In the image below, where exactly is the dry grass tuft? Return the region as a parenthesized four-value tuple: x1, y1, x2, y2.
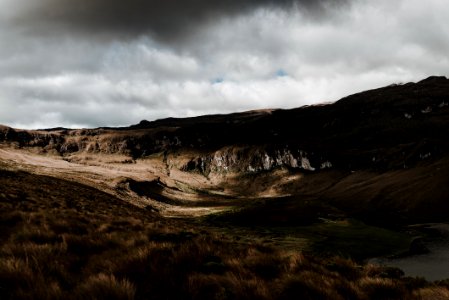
(414, 286, 449, 300)
(75, 273, 135, 300)
(359, 277, 409, 300)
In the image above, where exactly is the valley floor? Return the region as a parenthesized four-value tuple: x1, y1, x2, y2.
(1, 146, 449, 299)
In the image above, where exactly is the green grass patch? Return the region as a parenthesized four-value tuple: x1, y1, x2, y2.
(303, 219, 412, 260)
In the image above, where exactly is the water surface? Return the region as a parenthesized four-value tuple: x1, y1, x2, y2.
(372, 224, 449, 281)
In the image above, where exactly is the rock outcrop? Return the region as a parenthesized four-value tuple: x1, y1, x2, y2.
(181, 146, 332, 175)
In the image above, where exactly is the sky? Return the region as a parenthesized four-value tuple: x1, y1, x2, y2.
(0, 0, 448, 129)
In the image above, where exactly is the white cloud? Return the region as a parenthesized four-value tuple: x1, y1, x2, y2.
(0, 0, 448, 128)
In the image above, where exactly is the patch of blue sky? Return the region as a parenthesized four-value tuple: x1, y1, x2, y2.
(211, 77, 224, 84)
(276, 69, 288, 77)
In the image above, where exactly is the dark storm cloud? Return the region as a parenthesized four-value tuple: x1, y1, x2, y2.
(1, 0, 448, 129)
(15, 0, 348, 41)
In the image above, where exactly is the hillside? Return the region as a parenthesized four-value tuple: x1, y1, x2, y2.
(1, 76, 448, 223)
(1, 76, 449, 299)
(4, 166, 449, 299)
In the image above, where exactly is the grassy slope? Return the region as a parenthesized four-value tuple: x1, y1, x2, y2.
(210, 156, 449, 224)
(322, 157, 449, 224)
(1, 166, 449, 299)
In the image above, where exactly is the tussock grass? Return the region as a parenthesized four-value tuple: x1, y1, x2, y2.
(414, 286, 449, 300)
(1, 168, 448, 299)
(359, 277, 409, 299)
(75, 273, 135, 300)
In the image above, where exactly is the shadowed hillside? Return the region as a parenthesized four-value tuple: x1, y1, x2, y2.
(1, 76, 449, 298)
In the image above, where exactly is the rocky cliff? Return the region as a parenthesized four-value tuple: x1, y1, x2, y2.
(180, 146, 330, 175)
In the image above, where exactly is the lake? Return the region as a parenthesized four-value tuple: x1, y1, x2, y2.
(371, 223, 449, 281)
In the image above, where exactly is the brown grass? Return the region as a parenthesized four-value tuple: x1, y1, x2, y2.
(75, 273, 135, 300)
(414, 287, 449, 300)
(1, 168, 448, 299)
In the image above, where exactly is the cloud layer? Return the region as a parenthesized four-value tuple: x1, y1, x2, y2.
(6, 0, 347, 41)
(0, 0, 448, 129)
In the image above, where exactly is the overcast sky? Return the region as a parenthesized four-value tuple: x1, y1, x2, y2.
(1, 0, 448, 129)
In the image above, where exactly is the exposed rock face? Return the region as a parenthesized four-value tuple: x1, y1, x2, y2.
(0, 127, 181, 157)
(181, 147, 328, 175)
(0, 127, 64, 150)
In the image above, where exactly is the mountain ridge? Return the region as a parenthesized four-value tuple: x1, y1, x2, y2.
(1, 75, 448, 173)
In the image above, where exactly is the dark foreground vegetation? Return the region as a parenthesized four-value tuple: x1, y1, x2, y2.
(1, 168, 449, 300)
